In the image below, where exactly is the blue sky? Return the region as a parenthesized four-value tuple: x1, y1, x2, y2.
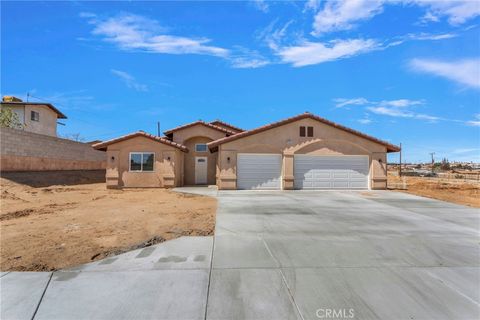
(2, 0, 479, 163)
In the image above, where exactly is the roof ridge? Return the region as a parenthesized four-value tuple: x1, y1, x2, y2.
(92, 131, 188, 152)
(208, 113, 400, 152)
(163, 120, 237, 135)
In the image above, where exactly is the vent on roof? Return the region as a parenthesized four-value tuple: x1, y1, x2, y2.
(2, 96, 23, 102)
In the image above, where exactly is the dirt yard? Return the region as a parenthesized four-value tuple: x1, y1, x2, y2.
(388, 173, 480, 208)
(0, 172, 216, 271)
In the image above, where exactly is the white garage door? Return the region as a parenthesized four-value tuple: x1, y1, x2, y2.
(294, 155, 369, 189)
(237, 154, 282, 190)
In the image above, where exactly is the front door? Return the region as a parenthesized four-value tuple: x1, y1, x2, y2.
(195, 157, 208, 184)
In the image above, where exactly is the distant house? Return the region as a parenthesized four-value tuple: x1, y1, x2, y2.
(93, 112, 400, 190)
(1, 96, 67, 137)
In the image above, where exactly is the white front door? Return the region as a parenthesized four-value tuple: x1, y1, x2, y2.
(195, 157, 208, 185)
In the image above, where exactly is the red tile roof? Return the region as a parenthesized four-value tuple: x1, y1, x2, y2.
(209, 120, 244, 133)
(92, 131, 188, 152)
(208, 112, 401, 152)
(163, 120, 237, 135)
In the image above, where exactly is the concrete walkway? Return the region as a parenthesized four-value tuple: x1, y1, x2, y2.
(1, 190, 479, 319)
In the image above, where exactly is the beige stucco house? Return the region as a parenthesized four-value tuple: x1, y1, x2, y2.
(93, 113, 400, 190)
(1, 96, 67, 137)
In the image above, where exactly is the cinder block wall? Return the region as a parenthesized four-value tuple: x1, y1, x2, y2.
(0, 127, 106, 171)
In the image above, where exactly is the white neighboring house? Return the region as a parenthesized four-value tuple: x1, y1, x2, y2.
(1, 96, 67, 137)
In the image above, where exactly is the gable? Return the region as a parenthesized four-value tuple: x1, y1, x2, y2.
(208, 113, 399, 152)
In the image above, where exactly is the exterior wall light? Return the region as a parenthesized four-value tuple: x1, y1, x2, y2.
(227, 157, 231, 163)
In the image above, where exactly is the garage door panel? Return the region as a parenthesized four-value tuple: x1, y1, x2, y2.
(294, 155, 369, 190)
(237, 154, 282, 190)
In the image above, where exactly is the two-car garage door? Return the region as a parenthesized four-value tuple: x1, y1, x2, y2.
(236, 153, 369, 190)
(294, 155, 369, 189)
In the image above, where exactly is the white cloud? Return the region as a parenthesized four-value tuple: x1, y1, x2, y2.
(379, 99, 424, 107)
(111, 69, 148, 92)
(252, 0, 269, 13)
(310, 0, 480, 37)
(334, 97, 442, 122)
(84, 13, 229, 58)
(452, 148, 480, 154)
(405, 32, 457, 41)
(312, 0, 384, 36)
(358, 118, 372, 124)
(410, 58, 480, 89)
(367, 105, 440, 121)
(466, 114, 480, 127)
(412, 0, 480, 26)
(276, 38, 378, 67)
(334, 97, 369, 108)
(229, 47, 270, 69)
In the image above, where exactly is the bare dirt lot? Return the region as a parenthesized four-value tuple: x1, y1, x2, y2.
(0, 171, 216, 271)
(388, 173, 480, 208)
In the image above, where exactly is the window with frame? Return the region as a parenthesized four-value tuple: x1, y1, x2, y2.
(31, 111, 39, 122)
(130, 152, 154, 172)
(195, 143, 208, 152)
(307, 126, 314, 137)
(299, 126, 306, 137)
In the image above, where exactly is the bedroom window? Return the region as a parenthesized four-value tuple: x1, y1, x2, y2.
(130, 152, 154, 172)
(307, 126, 314, 137)
(31, 111, 39, 121)
(299, 126, 306, 137)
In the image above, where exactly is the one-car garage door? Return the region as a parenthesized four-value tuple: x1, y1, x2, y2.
(237, 154, 282, 190)
(294, 155, 369, 189)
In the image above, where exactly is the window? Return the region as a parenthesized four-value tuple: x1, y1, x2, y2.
(299, 126, 306, 137)
(31, 111, 39, 122)
(195, 143, 207, 152)
(130, 152, 154, 172)
(307, 126, 314, 137)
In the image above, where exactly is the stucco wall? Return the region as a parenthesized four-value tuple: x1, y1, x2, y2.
(183, 136, 217, 185)
(216, 118, 388, 190)
(104, 136, 184, 188)
(2, 104, 59, 137)
(171, 124, 228, 144)
(172, 124, 227, 185)
(0, 127, 106, 171)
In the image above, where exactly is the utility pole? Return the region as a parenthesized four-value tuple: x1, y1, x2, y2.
(157, 122, 160, 136)
(399, 143, 402, 177)
(429, 152, 435, 173)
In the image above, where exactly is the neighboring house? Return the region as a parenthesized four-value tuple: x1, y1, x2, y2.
(93, 112, 400, 190)
(1, 96, 66, 137)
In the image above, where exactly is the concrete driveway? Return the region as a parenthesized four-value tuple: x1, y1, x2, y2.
(2, 190, 479, 319)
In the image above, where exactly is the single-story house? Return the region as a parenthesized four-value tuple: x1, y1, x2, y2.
(93, 112, 400, 190)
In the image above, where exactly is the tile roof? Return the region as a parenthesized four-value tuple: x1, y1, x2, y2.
(209, 120, 244, 133)
(163, 120, 238, 135)
(92, 131, 188, 152)
(208, 112, 401, 152)
(1, 101, 67, 119)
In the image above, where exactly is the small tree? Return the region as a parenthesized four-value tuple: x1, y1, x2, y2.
(440, 158, 450, 171)
(0, 107, 23, 129)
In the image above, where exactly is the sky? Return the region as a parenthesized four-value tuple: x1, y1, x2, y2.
(2, 0, 480, 163)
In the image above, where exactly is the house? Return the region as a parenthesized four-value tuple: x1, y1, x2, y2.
(1, 96, 67, 137)
(93, 112, 400, 190)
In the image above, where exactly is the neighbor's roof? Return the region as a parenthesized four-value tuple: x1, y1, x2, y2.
(209, 120, 244, 133)
(92, 131, 188, 152)
(0, 101, 67, 119)
(163, 120, 238, 136)
(208, 112, 401, 152)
